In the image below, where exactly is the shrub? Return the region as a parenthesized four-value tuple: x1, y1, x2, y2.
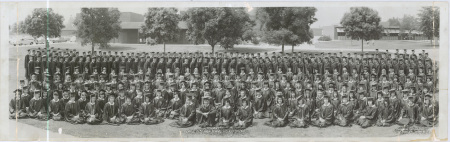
(318, 35, 332, 41)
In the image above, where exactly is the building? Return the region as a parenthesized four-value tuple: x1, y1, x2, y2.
(319, 22, 428, 41)
(61, 12, 190, 44)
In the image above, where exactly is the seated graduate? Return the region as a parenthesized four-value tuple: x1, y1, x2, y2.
(264, 93, 288, 128)
(102, 95, 120, 125)
(355, 97, 378, 128)
(385, 89, 401, 125)
(234, 97, 253, 129)
(253, 89, 267, 119)
(167, 91, 183, 119)
(140, 95, 164, 125)
(37, 89, 51, 121)
(216, 97, 235, 128)
(419, 94, 438, 127)
(376, 95, 392, 127)
(397, 96, 419, 127)
(9, 89, 27, 119)
(153, 89, 168, 118)
(78, 91, 89, 111)
(196, 96, 217, 128)
(132, 90, 144, 110)
(170, 93, 196, 128)
(117, 97, 140, 125)
(334, 95, 354, 127)
(311, 95, 334, 128)
(49, 92, 64, 121)
(289, 98, 310, 128)
(27, 90, 43, 118)
(65, 93, 85, 124)
(85, 95, 102, 125)
(97, 92, 107, 111)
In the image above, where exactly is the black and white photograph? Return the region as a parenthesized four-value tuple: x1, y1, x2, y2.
(1, 1, 448, 141)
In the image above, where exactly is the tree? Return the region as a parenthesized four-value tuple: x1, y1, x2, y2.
(387, 17, 401, 27)
(74, 8, 121, 53)
(400, 15, 418, 39)
(22, 8, 65, 48)
(183, 7, 253, 52)
(10, 21, 26, 34)
(256, 7, 317, 53)
(140, 8, 180, 52)
(418, 6, 439, 44)
(340, 7, 383, 51)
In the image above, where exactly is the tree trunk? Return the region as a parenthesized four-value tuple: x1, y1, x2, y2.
(212, 45, 215, 53)
(292, 45, 294, 53)
(163, 41, 166, 53)
(361, 40, 364, 52)
(91, 43, 94, 55)
(281, 44, 284, 53)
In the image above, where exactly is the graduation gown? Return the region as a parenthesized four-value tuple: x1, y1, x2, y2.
(289, 104, 310, 128)
(335, 102, 353, 126)
(356, 105, 378, 128)
(9, 98, 27, 119)
(311, 103, 334, 128)
(49, 99, 65, 121)
(264, 103, 288, 127)
(235, 105, 253, 129)
(85, 102, 102, 124)
(102, 102, 119, 123)
(65, 100, 85, 124)
(170, 102, 195, 128)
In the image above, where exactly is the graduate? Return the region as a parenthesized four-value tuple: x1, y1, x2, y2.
(117, 97, 140, 125)
(167, 91, 183, 119)
(385, 90, 401, 125)
(216, 97, 235, 128)
(234, 97, 253, 129)
(102, 95, 120, 125)
(85, 95, 102, 125)
(132, 90, 144, 110)
(170, 93, 196, 128)
(65, 93, 85, 124)
(398, 96, 419, 127)
(289, 98, 310, 128)
(9, 89, 27, 119)
(355, 97, 378, 128)
(28, 90, 43, 118)
(264, 94, 288, 128)
(419, 94, 438, 127)
(376, 96, 391, 127)
(140, 95, 164, 125)
(196, 96, 217, 128)
(253, 89, 267, 119)
(49, 92, 64, 121)
(334, 95, 353, 127)
(153, 89, 168, 118)
(311, 95, 334, 128)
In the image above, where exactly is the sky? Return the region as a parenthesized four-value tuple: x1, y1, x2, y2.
(7, 2, 430, 29)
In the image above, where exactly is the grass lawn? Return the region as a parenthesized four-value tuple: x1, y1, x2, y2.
(7, 40, 440, 138)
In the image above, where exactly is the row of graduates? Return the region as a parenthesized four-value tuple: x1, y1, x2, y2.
(9, 83, 438, 128)
(24, 48, 436, 87)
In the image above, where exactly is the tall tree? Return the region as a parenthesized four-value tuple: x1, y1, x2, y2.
(400, 15, 418, 39)
(140, 8, 180, 52)
(74, 8, 121, 53)
(256, 7, 317, 53)
(183, 7, 253, 53)
(340, 7, 383, 51)
(387, 17, 401, 27)
(10, 21, 26, 34)
(22, 8, 65, 48)
(418, 6, 440, 44)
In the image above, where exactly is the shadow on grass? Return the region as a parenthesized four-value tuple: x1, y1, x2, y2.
(99, 45, 137, 51)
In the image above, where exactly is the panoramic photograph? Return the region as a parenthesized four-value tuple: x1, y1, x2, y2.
(4, 1, 445, 141)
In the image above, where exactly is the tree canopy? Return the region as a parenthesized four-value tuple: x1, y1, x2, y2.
(22, 8, 65, 46)
(256, 7, 317, 53)
(400, 15, 418, 35)
(183, 7, 253, 52)
(340, 7, 383, 51)
(74, 8, 121, 52)
(418, 6, 439, 43)
(140, 7, 180, 50)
